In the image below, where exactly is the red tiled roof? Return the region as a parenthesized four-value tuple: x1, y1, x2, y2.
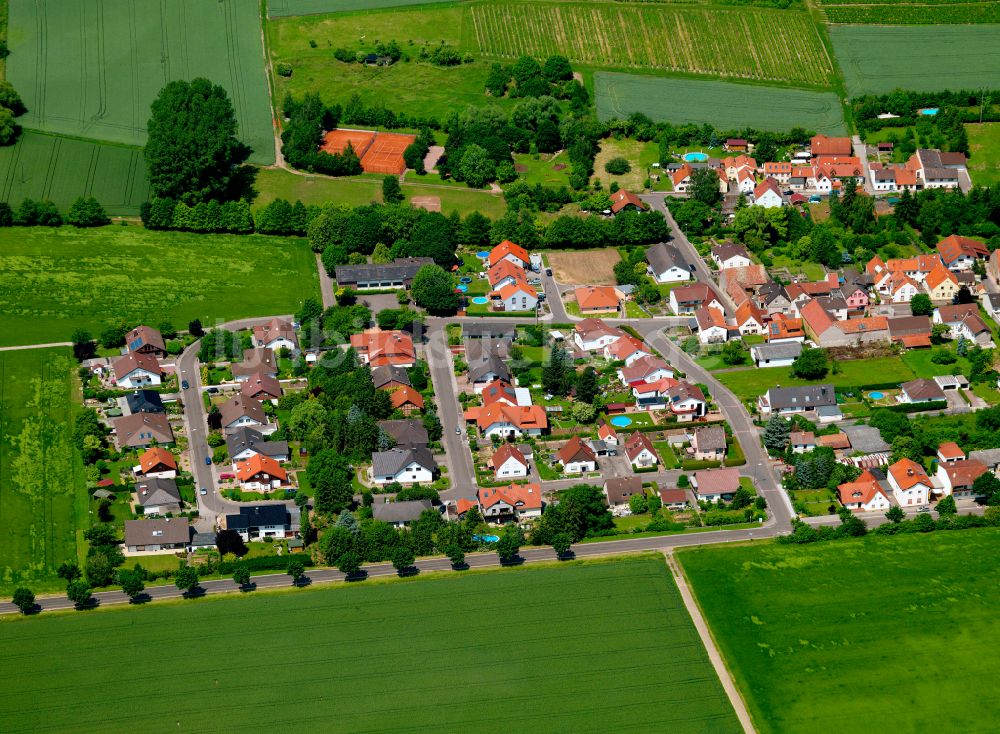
(610, 189, 646, 214)
(390, 385, 424, 410)
(492, 442, 527, 469)
(575, 286, 620, 311)
(487, 240, 530, 268)
(236, 454, 287, 483)
(139, 447, 176, 473)
(888, 458, 930, 490)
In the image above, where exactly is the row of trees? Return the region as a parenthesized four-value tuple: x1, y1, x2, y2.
(0, 196, 109, 227)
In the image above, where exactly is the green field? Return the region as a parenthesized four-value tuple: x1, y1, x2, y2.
(595, 73, 846, 133)
(8, 0, 275, 164)
(0, 557, 742, 733)
(0, 348, 85, 595)
(967, 123, 1000, 186)
(268, 0, 450, 17)
(820, 0, 1000, 25)
(0, 131, 150, 216)
(0, 226, 319, 347)
(715, 357, 916, 400)
(680, 530, 1000, 733)
(832, 25, 1000, 96)
(255, 167, 508, 217)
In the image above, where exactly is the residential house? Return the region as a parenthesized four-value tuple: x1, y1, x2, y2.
(750, 341, 802, 368)
(378, 419, 429, 449)
(724, 138, 748, 152)
(721, 264, 770, 304)
(659, 488, 690, 511)
(604, 335, 652, 365)
(224, 505, 297, 541)
(693, 467, 741, 502)
(610, 189, 646, 214)
(462, 323, 517, 341)
(373, 499, 434, 528)
(837, 470, 891, 513)
(389, 385, 424, 415)
(711, 242, 752, 270)
(125, 390, 164, 415)
(604, 476, 644, 511)
(491, 443, 529, 479)
(112, 352, 163, 388)
(350, 329, 416, 368)
(226, 426, 290, 464)
(790, 431, 817, 454)
(466, 403, 547, 438)
(575, 286, 622, 314)
(232, 348, 278, 382)
(671, 163, 694, 192)
(758, 384, 838, 418)
(752, 178, 784, 208)
(887, 316, 933, 349)
(490, 278, 538, 312)
(125, 325, 168, 358)
(933, 303, 993, 347)
(253, 318, 297, 351)
(114, 412, 174, 449)
(664, 381, 707, 422)
(598, 422, 619, 446)
(800, 299, 889, 348)
(692, 425, 726, 462)
(910, 149, 966, 189)
(574, 319, 627, 352)
(819, 432, 851, 456)
(618, 355, 673, 385)
(695, 306, 729, 344)
(135, 447, 177, 479)
(734, 301, 765, 335)
(887, 458, 932, 507)
(236, 454, 288, 491)
(466, 338, 512, 391)
(899, 378, 946, 404)
(481, 378, 531, 408)
(241, 373, 282, 402)
(936, 459, 988, 498)
(969, 448, 1000, 476)
(764, 313, 806, 342)
(371, 446, 438, 485)
(811, 135, 853, 161)
(475, 483, 543, 522)
(646, 242, 692, 283)
(989, 249, 1000, 285)
(763, 161, 792, 183)
(372, 365, 411, 391)
(123, 518, 190, 554)
(669, 283, 721, 315)
(937, 235, 988, 271)
(982, 293, 1000, 322)
(722, 155, 756, 181)
(134, 478, 182, 516)
(219, 394, 270, 433)
(923, 265, 960, 302)
(937, 441, 966, 464)
(631, 377, 680, 409)
(557, 436, 597, 474)
(487, 240, 532, 270)
(487, 259, 526, 290)
(624, 432, 658, 469)
(334, 257, 434, 289)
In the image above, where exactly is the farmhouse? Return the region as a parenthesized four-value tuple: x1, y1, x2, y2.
(910, 149, 966, 189)
(646, 242, 691, 283)
(692, 467, 741, 502)
(335, 258, 434, 290)
(604, 476, 644, 511)
(923, 265, 959, 302)
(764, 313, 805, 342)
(253, 318, 297, 351)
(371, 446, 438, 485)
(475, 483, 543, 522)
(134, 477, 182, 516)
(125, 325, 167, 358)
(114, 412, 174, 449)
(123, 518, 190, 554)
(135, 447, 177, 479)
(558, 436, 598, 474)
(800, 299, 888, 348)
(350, 329, 416, 368)
(112, 352, 163, 388)
(734, 301, 765, 335)
(575, 286, 621, 313)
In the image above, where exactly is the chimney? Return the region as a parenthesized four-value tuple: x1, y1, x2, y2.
(907, 468, 914, 476)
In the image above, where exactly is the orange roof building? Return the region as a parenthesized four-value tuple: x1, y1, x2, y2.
(765, 313, 805, 342)
(390, 385, 425, 412)
(837, 469, 891, 512)
(468, 404, 547, 436)
(575, 286, 621, 312)
(811, 135, 853, 158)
(477, 483, 543, 518)
(138, 447, 177, 475)
(888, 458, 930, 491)
(487, 240, 530, 268)
(610, 189, 646, 214)
(236, 454, 288, 485)
(350, 329, 416, 368)
(937, 235, 988, 268)
(487, 259, 526, 288)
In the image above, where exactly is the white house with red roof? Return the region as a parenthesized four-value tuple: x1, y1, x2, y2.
(598, 422, 619, 446)
(696, 305, 729, 344)
(487, 259, 526, 290)
(474, 483, 543, 521)
(664, 382, 707, 422)
(557, 436, 598, 474)
(887, 458, 931, 507)
(574, 319, 627, 352)
(623, 432, 658, 469)
(465, 404, 548, 439)
(237, 455, 289, 491)
(837, 470, 891, 512)
(603, 335, 651, 365)
(752, 178, 784, 208)
(112, 353, 164, 388)
(253, 318, 297, 352)
(490, 279, 538, 312)
(487, 240, 531, 270)
(350, 329, 415, 368)
(491, 443, 529, 479)
(618, 355, 673, 386)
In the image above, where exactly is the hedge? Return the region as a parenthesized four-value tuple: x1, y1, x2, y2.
(681, 459, 722, 471)
(881, 400, 948, 414)
(217, 555, 314, 574)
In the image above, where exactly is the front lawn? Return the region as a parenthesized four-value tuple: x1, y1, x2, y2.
(716, 358, 917, 401)
(653, 441, 681, 469)
(901, 345, 971, 379)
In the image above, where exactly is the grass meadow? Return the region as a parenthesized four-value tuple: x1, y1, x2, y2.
(0, 131, 150, 216)
(0, 557, 742, 733)
(831, 25, 1000, 96)
(679, 530, 1000, 733)
(595, 73, 846, 133)
(0, 226, 319, 347)
(715, 356, 916, 400)
(267, 0, 450, 17)
(0, 348, 85, 596)
(966, 123, 1000, 186)
(8, 0, 275, 164)
(820, 0, 1000, 25)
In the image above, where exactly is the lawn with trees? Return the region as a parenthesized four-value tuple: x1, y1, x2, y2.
(0, 557, 740, 732)
(679, 529, 1000, 733)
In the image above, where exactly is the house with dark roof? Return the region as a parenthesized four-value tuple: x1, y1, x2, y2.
(646, 242, 691, 283)
(624, 432, 658, 468)
(750, 341, 802, 368)
(219, 394, 271, 433)
(124, 517, 190, 553)
(933, 303, 993, 347)
(334, 257, 434, 289)
(114, 412, 174, 449)
(692, 425, 726, 461)
(899, 378, 945, 404)
(226, 426, 289, 464)
(711, 242, 752, 270)
(669, 283, 721, 315)
(887, 315, 932, 349)
(378, 419, 429, 449)
(134, 477, 182, 516)
(112, 352, 164, 388)
(462, 323, 517, 341)
(125, 390, 164, 415)
(758, 384, 838, 419)
(253, 318, 297, 352)
(125, 325, 167, 358)
(372, 365, 411, 391)
(241, 373, 282, 402)
(373, 499, 434, 527)
(371, 447, 437, 485)
(232, 348, 278, 382)
(603, 476, 644, 510)
(466, 338, 512, 390)
(224, 504, 297, 541)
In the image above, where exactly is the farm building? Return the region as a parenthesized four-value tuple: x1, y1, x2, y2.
(320, 128, 417, 175)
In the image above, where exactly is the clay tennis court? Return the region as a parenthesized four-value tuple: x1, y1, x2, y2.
(320, 129, 376, 157)
(319, 129, 416, 174)
(547, 248, 621, 285)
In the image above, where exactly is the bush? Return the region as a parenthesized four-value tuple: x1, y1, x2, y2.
(276, 62, 293, 77)
(216, 555, 313, 574)
(604, 157, 631, 175)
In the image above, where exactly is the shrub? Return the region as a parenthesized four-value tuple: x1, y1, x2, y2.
(276, 62, 293, 77)
(604, 157, 631, 175)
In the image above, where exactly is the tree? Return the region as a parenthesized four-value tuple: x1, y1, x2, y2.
(495, 526, 522, 563)
(411, 264, 460, 315)
(382, 175, 404, 205)
(117, 570, 145, 602)
(689, 168, 723, 207)
(791, 347, 828, 380)
(628, 493, 649, 515)
(720, 340, 748, 366)
(232, 563, 251, 590)
(973, 472, 1000, 504)
(57, 561, 82, 582)
(188, 318, 204, 337)
(338, 551, 363, 578)
(935, 494, 957, 516)
(445, 544, 466, 568)
(570, 401, 596, 423)
(0, 107, 17, 145)
(542, 54, 572, 82)
(762, 416, 790, 453)
(0, 80, 25, 115)
(605, 157, 631, 175)
(909, 293, 932, 316)
(391, 545, 415, 575)
(890, 435, 922, 464)
(458, 144, 496, 188)
(174, 565, 199, 596)
(576, 367, 598, 404)
(286, 557, 306, 585)
(215, 529, 248, 557)
(542, 342, 571, 396)
(551, 532, 572, 558)
(309, 449, 354, 515)
(66, 580, 92, 609)
(71, 329, 94, 361)
(11, 587, 34, 614)
(145, 78, 249, 204)
(66, 197, 110, 227)
(885, 506, 905, 523)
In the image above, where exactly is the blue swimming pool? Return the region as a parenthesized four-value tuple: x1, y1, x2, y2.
(456, 284, 468, 292)
(919, 108, 939, 116)
(472, 296, 489, 305)
(869, 391, 885, 400)
(610, 415, 633, 427)
(683, 152, 709, 162)
(459, 276, 472, 284)
(476, 250, 490, 258)
(473, 534, 500, 543)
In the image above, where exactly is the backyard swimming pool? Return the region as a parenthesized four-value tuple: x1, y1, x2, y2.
(610, 415, 633, 427)
(868, 391, 885, 400)
(476, 251, 490, 258)
(456, 284, 468, 292)
(683, 152, 709, 162)
(919, 108, 939, 116)
(471, 296, 489, 305)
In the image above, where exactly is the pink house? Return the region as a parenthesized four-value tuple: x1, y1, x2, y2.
(842, 285, 869, 310)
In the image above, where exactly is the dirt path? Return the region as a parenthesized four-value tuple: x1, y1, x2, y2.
(0, 341, 72, 352)
(664, 551, 756, 733)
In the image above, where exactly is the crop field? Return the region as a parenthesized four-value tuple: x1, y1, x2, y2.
(595, 73, 847, 134)
(966, 123, 1000, 186)
(680, 530, 1000, 733)
(7, 0, 275, 164)
(820, 0, 1000, 25)
(0, 226, 319, 347)
(267, 0, 451, 17)
(468, 2, 833, 86)
(0, 557, 741, 733)
(0, 131, 149, 216)
(0, 348, 85, 597)
(832, 25, 1000, 96)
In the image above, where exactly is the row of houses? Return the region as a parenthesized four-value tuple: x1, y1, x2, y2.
(123, 503, 302, 553)
(485, 241, 540, 312)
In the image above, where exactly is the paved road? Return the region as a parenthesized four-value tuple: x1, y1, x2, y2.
(317, 253, 336, 309)
(853, 135, 875, 196)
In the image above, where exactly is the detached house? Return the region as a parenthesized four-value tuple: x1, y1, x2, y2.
(371, 446, 438, 485)
(790, 431, 817, 454)
(604, 335, 652, 365)
(112, 352, 163, 388)
(837, 470, 891, 513)
(389, 385, 424, 415)
(226, 426, 290, 464)
(224, 505, 297, 542)
(610, 189, 646, 214)
(466, 404, 547, 438)
(692, 467, 741, 503)
(236, 454, 289, 492)
(646, 242, 691, 283)
(574, 319, 626, 352)
(123, 518, 190, 554)
(664, 381, 707, 422)
(350, 329, 416, 368)
(487, 240, 532, 270)
(232, 348, 278, 382)
(374, 500, 434, 528)
(134, 477, 182, 516)
(491, 443, 529, 479)
(936, 459, 988, 498)
(937, 235, 988, 271)
(604, 476, 644, 512)
(734, 301, 765, 335)
(466, 339, 512, 391)
(135, 447, 177, 479)
(474, 483, 543, 522)
(125, 325, 167, 358)
(934, 303, 993, 347)
(752, 178, 784, 208)
(711, 242, 752, 270)
(898, 378, 945, 404)
(624, 432, 658, 469)
(490, 278, 538, 312)
(669, 283, 721, 315)
(692, 425, 726, 461)
(114, 412, 174, 449)
(923, 265, 959, 302)
(557, 436, 597, 474)
(618, 355, 673, 386)
(253, 318, 297, 352)
(219, 394, 271, 433)
(241, 373, 282, 402)
(575, 286, 621, 314)
(887, 458, 931, 507)
(758, 384, 838, 419)
(695, 306, 729, 344)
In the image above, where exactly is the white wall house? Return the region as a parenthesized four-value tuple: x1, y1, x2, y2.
(373, 460, 435, 486)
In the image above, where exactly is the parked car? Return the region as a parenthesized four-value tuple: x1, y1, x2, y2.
(545, 268, 552, 276)
(219, 472, 235, 480)
(181, 379, 189, 389)
(200, 488, 208, 496)
(204, 456, 212, 466)
(207, 387, 219, 394)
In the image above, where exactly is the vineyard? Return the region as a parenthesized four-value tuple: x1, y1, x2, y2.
(468, 2, 833, 86)
(595, 72, 847, 134)
(832, 25, 1000, 96)
(0, 132, 149, 216)
(8, 0, 275, 164)
(821, 0, 1000, 24)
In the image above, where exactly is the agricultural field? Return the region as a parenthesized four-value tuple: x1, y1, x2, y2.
(715, 357, 917, 401)
(0, 557, 742, 733)
(254, 167, 508, 217)
(0, 348, 86, 596)
(0, 131, 149, 217)
(831, 25, 1000, 96)
(820, 0, 1000, 25)
(7, 0, 275, 164)
(268, 0, 450, 17)
(595, 74, 847, 134)
(966, 123, 1000, 186)
(679, 530, 1000, 733)
(0, 226, 319, 347)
